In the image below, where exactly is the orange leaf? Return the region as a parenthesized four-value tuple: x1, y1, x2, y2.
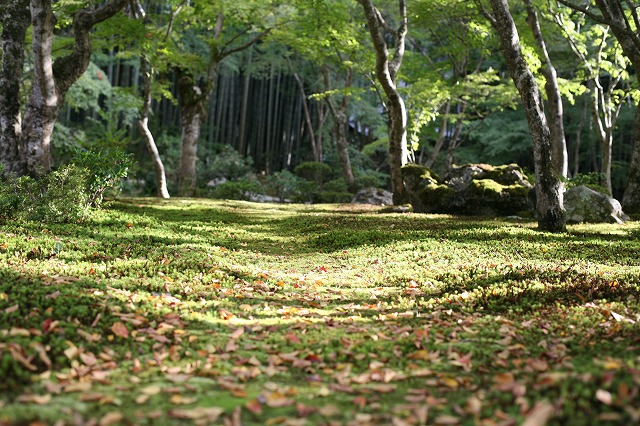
(245, 399, 262, 415)
(110, 322, 129, 338)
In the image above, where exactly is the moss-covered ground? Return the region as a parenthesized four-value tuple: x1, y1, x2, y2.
(1, 198, 640, 425)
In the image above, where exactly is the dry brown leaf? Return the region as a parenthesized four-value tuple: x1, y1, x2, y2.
(98, 412, 123, 426)
(110, 322, 129, 338)
(169, 407, 223, 421)
(64, 382, 92, 393)
(16, 394, 52, 404)
(522, 401, 555, 426)
(170, 394, 198, 405)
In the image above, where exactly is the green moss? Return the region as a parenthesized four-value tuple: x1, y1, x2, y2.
(401, 164, 440, 183)
(471, 179, 506, 194)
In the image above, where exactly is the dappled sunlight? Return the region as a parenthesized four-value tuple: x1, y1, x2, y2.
(3, 198, 640, 425)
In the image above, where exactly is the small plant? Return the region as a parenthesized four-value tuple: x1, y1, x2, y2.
(71, 147, 133, 206)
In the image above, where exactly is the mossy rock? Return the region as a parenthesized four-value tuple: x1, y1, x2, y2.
(402, 163, 533, 216)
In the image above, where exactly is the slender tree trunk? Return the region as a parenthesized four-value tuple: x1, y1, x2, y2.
(0, 0, 29, 174)
(293, 73, 321, 162)
(525, 0, 568, 178)
(357, 0, 409, 205)
(139, 56, 169, 198)
(323, 66, 356, 191)
(487, 0, 566, 232)
(623, 106, 640, 211)
(426, 101, 450, 168)
(573, 97, 588, 177)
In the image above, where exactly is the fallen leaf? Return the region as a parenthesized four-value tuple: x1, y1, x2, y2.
(110, 322, 129, 339)
(522, 401, 555, 426)
(16, 394, 52, 404)
(434, 414, 460, 425)
(596, 389, 613, 405)
(140, 385, 162, 395)
(64, 382, 92, 393)
(169, 407, 223, 421)
(245, 398, 262, 415)
(170, 394, 198, 405)
(4, 304, 18, 313)
(98, 412, 123, 426)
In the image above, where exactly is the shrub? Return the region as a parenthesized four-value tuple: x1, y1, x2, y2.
(71, 147, 133, 206)
(0, 165, 91, 223)
(566, 172, 608, 194)
(265, 170, 303, 202)
(293, 162, 333, 187)
(209, 178, 262, 201)
(203, 144, 254, 181)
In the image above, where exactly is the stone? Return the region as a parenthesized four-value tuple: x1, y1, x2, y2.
(564, 185, 629, 224)
(351, 187, 394, 206)
(402, 163, 533, 216)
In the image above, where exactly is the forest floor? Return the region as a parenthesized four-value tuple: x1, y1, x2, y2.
(1, 198, 640, 425)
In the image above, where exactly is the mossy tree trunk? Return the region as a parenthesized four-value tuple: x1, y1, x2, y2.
(486, 0, 566, 232)
(357, 0, 409, 205)
(0, 0, 127, 177)
(0, 0, 29, 174)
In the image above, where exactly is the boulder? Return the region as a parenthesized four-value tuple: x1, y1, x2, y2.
(402, 163, 533, 216)
(564, 185, 629, 224)
(351, 187, 394, 206)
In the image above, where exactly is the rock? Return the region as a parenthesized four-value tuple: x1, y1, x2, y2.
(402, 163, 533, 216)
(564, 185, 629, 224)
(351, 187, 394, 206)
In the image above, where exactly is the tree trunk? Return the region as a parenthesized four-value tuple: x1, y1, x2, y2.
(525, 0, 568, 178)
(323, 66, 356, 191)
(176, 72, 208, 197)
(487, 0, 566, 232)
(139, 56, 170, 198)
(426, 101, 450, 168)
(573, 97, 588, 177)
(623, 106, 640, 212)
(0, 0, 29, 174)
(5, 0, 127, 177)
(357, 0, 409, 205)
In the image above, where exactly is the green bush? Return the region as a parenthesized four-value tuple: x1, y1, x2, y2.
(209, 178, 262, 201)
(203, 144, 254, 181)
(566, 172, 608, 194)
(354, 170, 389, 190)
(0, 165, 91, 223)
(265, 170, 303, 202)
(71, 147, 132, 206)
(319, 191, 353, 203)
(293, 162, 333, 186)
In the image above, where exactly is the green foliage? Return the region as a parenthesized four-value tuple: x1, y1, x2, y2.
(71, 148, 133, 207)
(208, 178, 262, 201)
(264, 170, 304, 202)
(293, 161, 333, 186)
(460, 109, 534, 168)
(203, 144, 254, 181)
(565, 172, 608, 194)
(0, 165, 91, 223)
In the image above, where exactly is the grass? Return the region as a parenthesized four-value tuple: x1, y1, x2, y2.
(1, 197, 640, 425)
